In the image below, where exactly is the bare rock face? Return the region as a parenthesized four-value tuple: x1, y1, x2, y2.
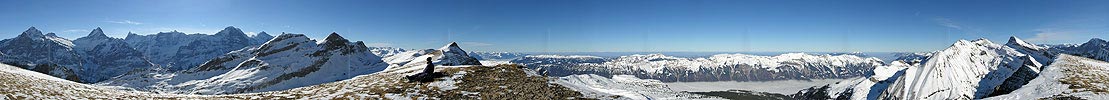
(122, 26, 271, 71)
(72, 27, 156, 83)
(0, 27, 84, 82)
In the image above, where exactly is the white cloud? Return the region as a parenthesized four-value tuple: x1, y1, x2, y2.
(459, 42, 493, 47)
(365, 43, 393, 47)
(1026, 30, 1071, 42)
(933, 18, 962, 30)
(105, 20, 143, 25)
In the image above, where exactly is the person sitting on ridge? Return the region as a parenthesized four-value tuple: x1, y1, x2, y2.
(407, 57, 444, 82)
(422, 57, 434, 74)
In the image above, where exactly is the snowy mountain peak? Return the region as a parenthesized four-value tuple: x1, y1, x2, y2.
(323, 32, 349, 43)
(215, 26, 248, 38)
(1083, 38, 1107, 47)
(18, 27, 44, 38)
(440, 42, 464, 52)
(952, 38, 995, 47)
(85, 27, 109, 39)
(255, 31, 273, 38)
(45, 33, 57, 37)
(251, 31, 275, 44)
(269, 34, 311, 44)
(1006, 36, 1043, 50)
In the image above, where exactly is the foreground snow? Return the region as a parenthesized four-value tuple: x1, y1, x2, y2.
(665, 78, 852, 94)
(986, 54, 1109, 100)
(555, 74, 723, 100)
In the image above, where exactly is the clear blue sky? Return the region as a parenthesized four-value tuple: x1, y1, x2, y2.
(2, 0, 1107, 52)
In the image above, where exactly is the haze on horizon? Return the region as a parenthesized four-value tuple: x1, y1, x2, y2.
(2, 0, 1107, 52)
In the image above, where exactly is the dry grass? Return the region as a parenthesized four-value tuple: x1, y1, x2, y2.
(1056, 56, 1109, 95)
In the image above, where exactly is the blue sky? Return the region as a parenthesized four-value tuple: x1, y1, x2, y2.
(1, 0, 1107, 52)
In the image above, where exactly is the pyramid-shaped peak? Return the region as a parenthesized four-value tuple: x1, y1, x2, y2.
(258, 31, 270, 35)
(439, 42, 465, 51)
(86, 27, 109, 38)
(215, 26, 248, 37)
(1082, 38, 1107, 47)
(223, 26, 239, 30)
(324, 32, 348, 42)
(19, 27, 44, 38)
(1005, 36, 1045, 50)
(447, 42, 459, 47)
(1006, 36, 1028, 45)
(1088, 38, 1106, 43)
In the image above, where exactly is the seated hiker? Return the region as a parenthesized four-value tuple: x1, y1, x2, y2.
(407, 57, 444, 82)
(423, 57, 434, 74)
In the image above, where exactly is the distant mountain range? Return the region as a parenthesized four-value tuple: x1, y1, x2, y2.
(511, 52, 885, 82)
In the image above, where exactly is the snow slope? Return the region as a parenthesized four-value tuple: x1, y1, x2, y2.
(555, 74, 725, 100)
(173, 33, 388, 94)
(880, 39, 1042, 99)
(985, 54, 1109, 100)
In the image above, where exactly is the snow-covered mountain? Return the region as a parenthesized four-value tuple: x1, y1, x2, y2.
(880, 38, 1042, 99)
(780, 37, 1058, 100)
(71, 27, 157, 83)
(511, 53, 885, 82)
(378, 42, 483, 75)
(123, 26, 272, 71)
(1048, 38, 1109, 62)
(251, 31, 274, 44)
(99, 33, 388, 95)
(177, 32, 387, 94)
(985, 54, 1109, 100)
(0, 27, 84, 82)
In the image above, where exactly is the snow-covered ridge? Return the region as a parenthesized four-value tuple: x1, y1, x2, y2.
(791, 37, 1064, 100)
(986, 54, 1109, 100)
(880, 38, 1041, 99)
(96, 32, 389, 95)
(512, 52, 884, 82)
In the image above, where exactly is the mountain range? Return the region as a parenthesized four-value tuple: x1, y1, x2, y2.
(3, 26, 1109, 99)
